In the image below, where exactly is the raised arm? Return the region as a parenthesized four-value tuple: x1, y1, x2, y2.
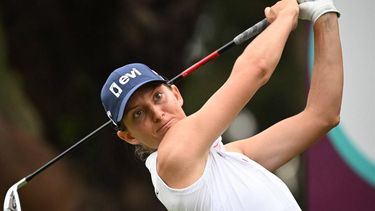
(181, 0, 299, 152)
(157, 0, 299, 188)
(227, 7, 343, 171)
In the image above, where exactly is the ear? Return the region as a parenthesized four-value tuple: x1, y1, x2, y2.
(117, 130, 140, 145)
(171, 85, 184, 107)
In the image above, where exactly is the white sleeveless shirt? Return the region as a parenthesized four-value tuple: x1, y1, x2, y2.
(145, 137, 301, 211)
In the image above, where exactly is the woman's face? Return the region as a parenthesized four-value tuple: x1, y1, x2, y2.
(117, 83, 186, 149)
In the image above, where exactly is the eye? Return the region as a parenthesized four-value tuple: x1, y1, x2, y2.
(133, 110, 144, 119)
(153, 92, 163, 102)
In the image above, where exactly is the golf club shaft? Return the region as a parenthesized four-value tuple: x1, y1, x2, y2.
(25, 120, 112, 182)
(168, 18, 269, 84)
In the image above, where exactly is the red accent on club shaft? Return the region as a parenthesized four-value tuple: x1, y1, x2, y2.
(181, 51, 220, 77)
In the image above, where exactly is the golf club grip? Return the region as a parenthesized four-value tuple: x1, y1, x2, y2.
(233, 18, 269, 45)
(168, 18, 269, 84)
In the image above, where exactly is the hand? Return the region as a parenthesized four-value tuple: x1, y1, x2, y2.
(264, 0, 299, 29)
(298, 0, 340, 23)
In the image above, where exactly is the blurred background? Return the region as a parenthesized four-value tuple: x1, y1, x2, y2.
(0, 0, 373, 210)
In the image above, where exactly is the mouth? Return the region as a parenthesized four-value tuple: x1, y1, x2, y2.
(157, 119, 174, 134)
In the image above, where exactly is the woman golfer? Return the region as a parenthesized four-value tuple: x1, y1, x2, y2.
(100, 0, 343, 210)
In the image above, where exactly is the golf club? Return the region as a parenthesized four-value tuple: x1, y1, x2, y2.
(3, 18, 268, 211)
(3, 120, 111, 211)
(168, 18, 268, 84)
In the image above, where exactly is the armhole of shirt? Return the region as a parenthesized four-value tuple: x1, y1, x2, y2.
(147, 150, 213, 196)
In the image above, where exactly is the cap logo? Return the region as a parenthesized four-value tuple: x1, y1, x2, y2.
(109, 68, 142, 98)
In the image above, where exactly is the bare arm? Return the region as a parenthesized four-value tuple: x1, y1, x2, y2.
(157, 0, 299, 188)
(227, 13, 343, 171)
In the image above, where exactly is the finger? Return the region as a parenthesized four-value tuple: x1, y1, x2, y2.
(264, 7, 275, 23)
(264, 7, 271, 22)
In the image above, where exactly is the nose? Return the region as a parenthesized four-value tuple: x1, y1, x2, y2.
(151, 105, 165, 123)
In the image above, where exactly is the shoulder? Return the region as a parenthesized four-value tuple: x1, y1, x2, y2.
(153, 115, 214, 189)
(156, 140, 208, 189)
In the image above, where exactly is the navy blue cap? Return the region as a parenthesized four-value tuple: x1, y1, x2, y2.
(101, 63, 167, 126)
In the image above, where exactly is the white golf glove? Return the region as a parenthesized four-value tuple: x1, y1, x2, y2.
(298, 0, 340, 23)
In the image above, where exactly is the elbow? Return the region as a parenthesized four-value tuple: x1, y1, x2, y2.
(234, 56, 272, 86)
(319, 109, 341, 130)
(321, 115, 340, 135)
(327, 114, 341, 129)
(255, 58, 273, 85)
(307, 108, 341, 131)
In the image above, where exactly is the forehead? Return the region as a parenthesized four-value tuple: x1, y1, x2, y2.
(125, 82, 166, 108)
